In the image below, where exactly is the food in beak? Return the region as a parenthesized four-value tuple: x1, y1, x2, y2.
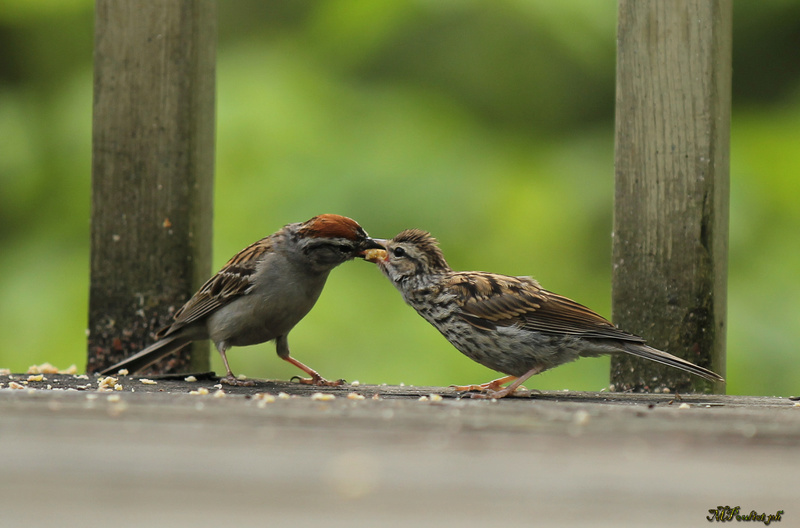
(363, 248, 387, 262)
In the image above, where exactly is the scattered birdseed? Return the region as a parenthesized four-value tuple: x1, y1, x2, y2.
(678, 403, 691, 409)
(189, 388, 210, 396)
(429, 394, 443, 402)
(107, 394, 121, 403)
(97, 376, 118, 391)
(573, 410, 590, 426)
(27, 374, 44, 382)
(254, 393, 276, 403)
(418, 396, 429, 402)
(114, 384, 123, 391)
(347, 393, 365, 400)
(139, 379, 157, 385)
(184, 376, 198, 382)
(117, 369, 129, 376)
(26, 363, 77, 375)
(350, 380, 360, 387)
(311, 392, 335, 401)
(107, 401, 128, 417)
(27, 363, 54, 374)
(277, 392, 291, 399)
(213, 389, 227, 398)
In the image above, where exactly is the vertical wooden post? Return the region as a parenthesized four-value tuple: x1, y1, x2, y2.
(87, 0, 216, 373)
(611, 0, 730, 392)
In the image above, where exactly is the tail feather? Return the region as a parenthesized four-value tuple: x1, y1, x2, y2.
(619, 342, 724, 383)
(99, 334, 193, 375)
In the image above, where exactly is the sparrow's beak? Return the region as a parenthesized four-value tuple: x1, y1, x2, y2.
(365, 238, 387, 250)
(357, 237, 386, 259)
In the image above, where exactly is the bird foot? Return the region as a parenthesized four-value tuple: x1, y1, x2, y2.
(450, 375, 516, 393)
(290, 375, 345, 387)
(469, 386, 537, 399)
(470, 387, 516, 399)
(219, 375, 255, 387)
(450, 383, 495, 392)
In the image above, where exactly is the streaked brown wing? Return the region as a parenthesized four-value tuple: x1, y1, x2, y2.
(450, 272, 643, 342)
(448, 273, 545, 325)
(160, 237, 271, 336)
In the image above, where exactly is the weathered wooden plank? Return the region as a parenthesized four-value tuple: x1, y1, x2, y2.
(4, 374, 797, 409)
(1, 380, 797, 526)
(612, 0, 731, 392)
(87, 1, 216, 373)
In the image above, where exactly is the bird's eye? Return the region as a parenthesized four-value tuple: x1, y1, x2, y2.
(393, 247, 406, 258)
(337, 245, 351, 253)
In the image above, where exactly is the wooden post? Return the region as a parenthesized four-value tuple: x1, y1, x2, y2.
(87, 0, 216, 373)
(611, 0, 730, 392)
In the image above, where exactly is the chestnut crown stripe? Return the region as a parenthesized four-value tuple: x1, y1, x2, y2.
(299, 214, 367, 241)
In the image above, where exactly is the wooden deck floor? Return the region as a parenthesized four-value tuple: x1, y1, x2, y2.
(1, 374, 796, 527)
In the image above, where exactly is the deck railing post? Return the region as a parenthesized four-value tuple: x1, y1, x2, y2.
(611, 0, 731, 392)
(87, 0, 216, 373)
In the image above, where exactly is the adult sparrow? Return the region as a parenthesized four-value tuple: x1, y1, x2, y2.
(366, 229, 724, 398)
(100, 214, 383, 385)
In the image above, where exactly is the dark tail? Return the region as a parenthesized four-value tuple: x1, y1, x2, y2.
(619, 342, 724, 383)
(99, 334, 193, 375)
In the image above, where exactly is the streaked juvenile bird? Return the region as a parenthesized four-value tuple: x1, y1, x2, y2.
(100, 214, 383, 385)
(367, 229, 724, 398)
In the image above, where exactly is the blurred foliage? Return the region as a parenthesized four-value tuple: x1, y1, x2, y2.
(0, 1, 798, 395)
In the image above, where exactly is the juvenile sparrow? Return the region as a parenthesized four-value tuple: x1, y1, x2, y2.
(367, 229, 724, 398)
(100, 214, 383, 385)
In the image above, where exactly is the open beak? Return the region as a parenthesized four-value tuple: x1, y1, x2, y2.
(359, 238, 388, 261)
(365, 238, 387, 250)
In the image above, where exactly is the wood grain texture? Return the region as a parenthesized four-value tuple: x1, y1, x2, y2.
(88, 0, 216, 373)
(1, 380, 797, 526)
(611, 0, 731, 392)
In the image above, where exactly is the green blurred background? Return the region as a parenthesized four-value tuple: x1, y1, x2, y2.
(1, 1, 797, 395)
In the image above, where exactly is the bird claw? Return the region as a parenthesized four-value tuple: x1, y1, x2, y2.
(450, 375, 516, 393)
(450, 383, 490, 392)
(220, 376, 255, 387)
(290, 375, 345, 387)
(470, 388, 512, 399)
(469, 386, 535, 399)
